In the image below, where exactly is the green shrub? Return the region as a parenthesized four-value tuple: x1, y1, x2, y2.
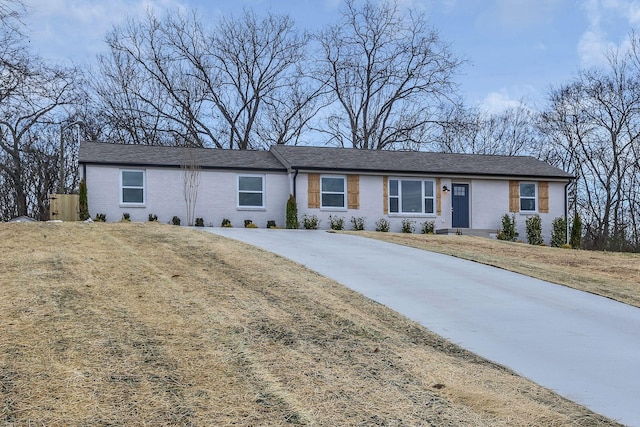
(172, 216, 181, 226)
(401, 218, 415, 233)
(267, 220, 277, 228)
(121, 212, 131, 222)
(525, 215, 543, 245)
(195, 217, 204, 227)
(94, 213, 106, 222)
(286, 195, 299, 229)
(221, 218, 232, 227)
(244, 219, 253, 228)
(148, 214, 158, 222)
(375, 218, 390, 232)
(302, 214, 320, 230)
(421, 220, 435, 234)
(570, 211, 582, 249)
(497, 213, 517, 241)
(351, 216, 365, 231)
(329, 215, 345, 230)
(550, 217, 567, 247)
(78, 179, 90, 220)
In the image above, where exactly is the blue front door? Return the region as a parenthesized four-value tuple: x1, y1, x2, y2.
(452, 183, 469, 228)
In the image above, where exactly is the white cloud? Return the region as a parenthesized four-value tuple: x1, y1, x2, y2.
(578, 29, 615, 67)
(24, 0, 188, 63)
(480, 90, 525, 114)
(577, 0, 640, 67)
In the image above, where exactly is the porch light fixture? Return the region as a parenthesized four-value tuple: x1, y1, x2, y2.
(442, 185, 450, 193)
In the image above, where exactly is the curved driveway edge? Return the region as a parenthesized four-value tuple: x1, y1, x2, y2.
(203, 228, 640, 426)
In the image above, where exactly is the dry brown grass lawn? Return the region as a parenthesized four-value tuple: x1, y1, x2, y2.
(348, 231, 640, 309)
(0, 222, 621, 426)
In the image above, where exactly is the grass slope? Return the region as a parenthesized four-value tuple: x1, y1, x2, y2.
(348, 231, 640, 308)
(0, 223, 621, 426)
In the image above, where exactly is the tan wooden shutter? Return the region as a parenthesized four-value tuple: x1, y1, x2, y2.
(509, 180, 520, 212)
(436, 178, 442, 216)
(347, 175, 359, 209)
(383, 176, 388, 214)
(308, 173, 320, 208)
(539, 181, 549, 213)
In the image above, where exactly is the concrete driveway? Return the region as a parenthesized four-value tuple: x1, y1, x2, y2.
(204, 228, 640, 426)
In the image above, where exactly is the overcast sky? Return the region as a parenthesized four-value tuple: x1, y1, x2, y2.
(22, 0, 640, 113)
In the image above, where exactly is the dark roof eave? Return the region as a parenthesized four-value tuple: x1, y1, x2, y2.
(289, 166, 574, 180)
(78, 160, 286, 173)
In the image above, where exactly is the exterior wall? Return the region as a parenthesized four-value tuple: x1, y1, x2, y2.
(470, 179, 567, 242)
(83, 164, 568, 241)
(295, 173, 568, 242)
(84, 165, 289, 228)
(296, 173, 446, 233)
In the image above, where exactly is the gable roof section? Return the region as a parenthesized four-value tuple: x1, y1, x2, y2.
(271, 145, 573, 180)
(78, 141, 286, 172)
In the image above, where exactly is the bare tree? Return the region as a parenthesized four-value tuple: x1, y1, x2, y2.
(0, 0, 82, 219)
(96, 8, 318, 149)
(539, 48, 640, 250)
(316, 0, 462, 150)
(433, 103, 538, 155)
(182, 148, 201, 226)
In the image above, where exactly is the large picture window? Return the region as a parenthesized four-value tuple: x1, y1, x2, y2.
(121, 170, 145, 204)
(321, 176, 346, 208)
(238, 175, 265, 208)
(520, 182, 537, 212)
(389, 179, 435, 214)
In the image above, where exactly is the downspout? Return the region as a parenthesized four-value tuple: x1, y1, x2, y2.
(564, 180, 569, 243)
(292, 169, 299, 198)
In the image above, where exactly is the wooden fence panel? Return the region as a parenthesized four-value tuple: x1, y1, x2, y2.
(49, 194, 80, 221)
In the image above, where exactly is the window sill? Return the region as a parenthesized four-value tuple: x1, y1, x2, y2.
(388, 213, 437, 218)
(237, 206, 266, 211)
(320, 207, 348, 212)
(119, 204, 146, 208)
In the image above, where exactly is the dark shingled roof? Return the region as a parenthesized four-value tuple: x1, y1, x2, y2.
(78, 141, 286, 171)
(79, 141, 572, 180)
(271, 145, 573, 179)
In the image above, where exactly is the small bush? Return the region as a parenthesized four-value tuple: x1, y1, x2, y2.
(375, 218, 390, 232)
(550, 217, 567, 247)
(561, 243, 572, 249)
(401, 218, 415, 233)
(94, 213, 106, 222)
(148, 214, 158, 222)
(221, 218, 232, 227)
(329, 215, 345, 230)
(195, 217, 204, 227)
(244, 219, 253, 228)
(302, 214, 320, 230)
(78, 179, 90, 221)
(267, 220, 277, 228)
(286, 195, 299, 229)
(172, 216, 181, 226)
(421, 220, 435, 234)
(570, 211, 582, 249)
(121, 212, 130, 222)
(351, 216, 365, 231)
(497, 213, 517, 241)
(525, 215, 543, 245)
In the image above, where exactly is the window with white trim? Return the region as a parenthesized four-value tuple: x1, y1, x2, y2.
(238, 175, 265, 208)
(520, 182, 537, 212)
(321, 176, 346, 208)
(121, 170, 145, 204)
(389, 179, 435, 214)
